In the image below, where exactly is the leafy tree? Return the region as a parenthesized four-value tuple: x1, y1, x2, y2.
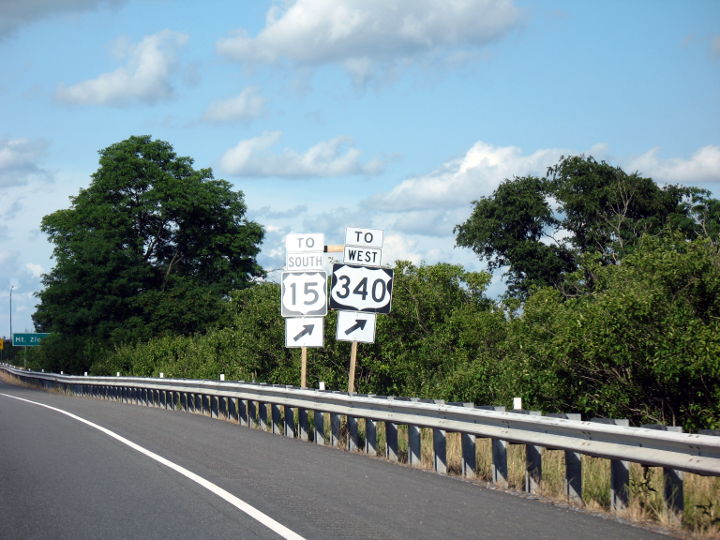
(34, 135, 264, 368)
(499, 234, 720, 430)
(455, 155, 718, 295)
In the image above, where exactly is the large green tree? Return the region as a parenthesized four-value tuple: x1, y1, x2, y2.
(34, 135, 264, 356)
(455, 155, 719, 295)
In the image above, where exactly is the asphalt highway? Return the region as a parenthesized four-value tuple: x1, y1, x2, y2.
(0, 380, 670, 539)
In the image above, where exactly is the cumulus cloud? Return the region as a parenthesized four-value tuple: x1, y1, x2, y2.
(217, 0, 521, 80)
(0, 137, 52, 187)
(203, 87, 266, 124)
(220, 131, 385, 177)
(25, 263, 44, 278)
(626, 146, 720, 184)
(370, 141, 565, 212)
(56, 29, 189, 106)
(0, 0, 125, 39)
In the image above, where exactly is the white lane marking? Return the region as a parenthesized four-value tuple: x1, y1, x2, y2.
(1, 392, 305, 540)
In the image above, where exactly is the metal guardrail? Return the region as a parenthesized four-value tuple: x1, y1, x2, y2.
(3, 364, 719, 517)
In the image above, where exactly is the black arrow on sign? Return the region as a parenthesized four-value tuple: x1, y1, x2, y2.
(293, 324, 315, 342)
(345, 318, 368, 336)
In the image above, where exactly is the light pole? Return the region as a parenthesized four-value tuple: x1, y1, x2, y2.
(9, 285, 14, 348)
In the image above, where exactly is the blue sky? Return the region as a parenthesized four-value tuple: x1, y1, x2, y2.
(1, 0, 719, 335)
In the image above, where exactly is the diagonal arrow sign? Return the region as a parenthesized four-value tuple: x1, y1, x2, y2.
(293, 324, 315, 342)
(344, 318, 368, 336)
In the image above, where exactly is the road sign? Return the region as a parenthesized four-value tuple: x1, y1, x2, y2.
(12, 333, 51, 347)
(329, 264, 393, 313)
(336, 311, 376, 343)
(343, 246, 382, 266)
(285, 317, 324, 348)
(0, 338, 3, 350)
(286, 252, 324, 271)
(281, 271, 328, 317)
(285, 233, 324, 253)
(345, 227, 383, 249)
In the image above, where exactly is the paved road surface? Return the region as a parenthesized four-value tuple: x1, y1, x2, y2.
(0, 380, 669, 539)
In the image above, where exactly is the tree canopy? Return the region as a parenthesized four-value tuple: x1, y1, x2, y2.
(34, 135, 264, 352)
(455, 155, 720, 295)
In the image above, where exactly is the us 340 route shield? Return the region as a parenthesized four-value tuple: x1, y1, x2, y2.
(329, 264, 393, 314)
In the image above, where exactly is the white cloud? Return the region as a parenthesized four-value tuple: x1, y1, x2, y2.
(203, 87, 266, 124)
(370, 141, 565, 212)
(0, 137, 52, 187)
(220, 131, 385, 177)
(25, 263, 44, 278)
(626, 146, 720, 183)
(217, 0, 521, 80)
(0, 0, 125, 39)
(56, 29, 189, 106)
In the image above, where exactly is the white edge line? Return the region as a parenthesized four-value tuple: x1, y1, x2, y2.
(1, 392, 306, 540)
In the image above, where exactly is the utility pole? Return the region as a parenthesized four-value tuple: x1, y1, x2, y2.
(9, 285, 13, 342)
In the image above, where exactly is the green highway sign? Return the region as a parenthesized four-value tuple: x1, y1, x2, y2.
(12, 333, 51, 347)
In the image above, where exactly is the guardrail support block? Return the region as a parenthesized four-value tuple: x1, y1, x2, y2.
(238, 399, 248, 427)
(492, 438, 509, 488)
(365, 419, 377, 455)
(258, 402, 268, 430)
(433, 428, 447, 474)
(643, 424, 684, 521)
(272, 403, 282, 434)
(347, 416, 360, 451)
(386, 422, 399, 462)
(593, 418, 630, 512)
(284, 405, 295, 438)
(331, 413, 341, 448)
(461, 432, 477, 478)
(298, 408, 309, 441)
(314, 411, 326, 446)
(247, 400, 257, 428)
(408, 424, 421, 466)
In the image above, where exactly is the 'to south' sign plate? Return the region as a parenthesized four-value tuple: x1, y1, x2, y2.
(329, 263, 393, 314)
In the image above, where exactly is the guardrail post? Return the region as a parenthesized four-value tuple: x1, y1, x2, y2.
(433, 428, 447, 474)
(365, 418, 377, 455)
(222, 396, 230, 419)
(228, 397, 237, 422)
(284, 404, 295, 438)
(518, 410, 542, 494)
(258, 402, 268, 430)
(331, 412, 342, 448)
(492, 438, 509, 487)
(408, 424, 421, 466)
(543, 413, 583, 503)
(433, 400, 447, 474)
(386, 421, 399, 462)
(593, 418, 630, 511)
(238, 398, 249, 427)
(455, 403, 478, 478)
(347, 415, 360, 451)
(314, 410, 326, 445)
(298, 408, 309, 441)
(272, 403, 282, 434)
(211, 395, 220, 418)
(643, 424, 684, 521)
